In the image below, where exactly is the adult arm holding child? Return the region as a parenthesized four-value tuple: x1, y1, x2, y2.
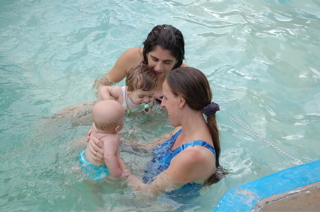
(80, 100, 126, 180)
(88, 67, 227, 201)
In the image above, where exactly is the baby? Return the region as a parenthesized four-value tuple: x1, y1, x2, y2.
(79, 100, 125, 181)
(98, 64, 158, 114)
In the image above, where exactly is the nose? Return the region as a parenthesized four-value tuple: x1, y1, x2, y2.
(160, 99, 165, 108)
(154, 61, 163, 71)
(142, 97, 150, 103)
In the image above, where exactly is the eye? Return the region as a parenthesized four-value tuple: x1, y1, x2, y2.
(151, 56, 158, 62)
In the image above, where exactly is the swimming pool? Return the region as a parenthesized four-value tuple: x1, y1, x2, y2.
(0, 0, 319, 211)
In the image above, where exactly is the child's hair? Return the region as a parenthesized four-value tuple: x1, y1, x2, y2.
(126, 64, 157, 91)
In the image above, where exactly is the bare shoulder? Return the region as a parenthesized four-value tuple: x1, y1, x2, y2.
(178, 147, 209, 164)
(181, 62, 188, 67)
(109, 47, 143, 82)
(168, 146, 215, 181)
(122, 47, 143, 63)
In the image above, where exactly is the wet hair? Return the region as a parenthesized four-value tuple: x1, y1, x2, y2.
(142, 24, 185, 69)
(126, 64, 158, 92)
(166, 67, 227, 185)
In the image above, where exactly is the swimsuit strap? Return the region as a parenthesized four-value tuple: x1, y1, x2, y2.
(171, 140, 216, 157)
(153, 129, 182, 155)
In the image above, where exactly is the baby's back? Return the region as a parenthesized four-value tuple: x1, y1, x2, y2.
(85, 125, 119, 167)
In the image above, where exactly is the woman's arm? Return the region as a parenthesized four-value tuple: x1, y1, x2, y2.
(97, 47, 143, 87)
(120, 127, 181, 153)
(124, 147, 209, 198)
(89, 127, 182, 160)
(125, 170, 183, 199)
(120, 138, 160, 153)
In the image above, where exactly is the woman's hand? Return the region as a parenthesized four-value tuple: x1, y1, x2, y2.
(86, 129, 92, 142)
(87, 136, 104, 163)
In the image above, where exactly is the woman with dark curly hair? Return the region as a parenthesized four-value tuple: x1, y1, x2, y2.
(96, 24, 186, 102)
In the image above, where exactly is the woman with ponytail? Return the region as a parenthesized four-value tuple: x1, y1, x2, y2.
(90, 67, 227, 202)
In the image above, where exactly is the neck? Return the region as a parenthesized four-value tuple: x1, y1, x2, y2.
(154, 77, 165, 98)
(179, 109, 209, 142)
(93, 123, 117, 135)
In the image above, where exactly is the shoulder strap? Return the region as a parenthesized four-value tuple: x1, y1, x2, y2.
(171, 140, 216, 157)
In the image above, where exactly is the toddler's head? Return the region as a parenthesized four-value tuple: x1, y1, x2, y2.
(126, 64, 157, 105)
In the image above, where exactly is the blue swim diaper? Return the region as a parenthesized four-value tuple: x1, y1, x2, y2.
(79, 150, 109, 182)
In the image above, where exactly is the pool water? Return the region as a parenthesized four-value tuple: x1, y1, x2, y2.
(1, 0, 319, 211)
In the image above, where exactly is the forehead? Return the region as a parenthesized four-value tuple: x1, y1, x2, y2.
(149, 46, 176, 61)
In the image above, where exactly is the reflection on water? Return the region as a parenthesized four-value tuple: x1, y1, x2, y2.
(0, 0, 319, 211)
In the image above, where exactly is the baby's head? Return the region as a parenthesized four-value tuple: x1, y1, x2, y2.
(126, 64, 158, 105)
(93, 100, 125, 133)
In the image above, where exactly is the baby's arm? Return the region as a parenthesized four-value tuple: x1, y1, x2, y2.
(102, 137, 122, 178)
(98, 86, 123, 102)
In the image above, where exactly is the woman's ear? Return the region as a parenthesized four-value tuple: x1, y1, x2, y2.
(178, 96, 186, 109)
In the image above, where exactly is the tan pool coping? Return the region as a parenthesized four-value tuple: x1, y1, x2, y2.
(254, 181, 320, 211)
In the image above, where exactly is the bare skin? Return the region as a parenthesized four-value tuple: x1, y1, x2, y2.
(86, 124, 123, 178)
(88, 80, 216, 197)
(98, 46, 184, 100)
(85, 100, 126, 178)
(98, 86, 155, 106)
(54, 46, 186, 122)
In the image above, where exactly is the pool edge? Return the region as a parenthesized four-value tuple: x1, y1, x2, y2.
(213, 159, 320, 212)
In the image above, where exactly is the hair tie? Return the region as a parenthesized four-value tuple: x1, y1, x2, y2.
(201, 102, 220, 117)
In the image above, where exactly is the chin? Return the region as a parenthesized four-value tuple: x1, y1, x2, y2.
(169, 121, 177, 127)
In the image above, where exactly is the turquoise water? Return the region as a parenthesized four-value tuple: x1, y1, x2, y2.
(1, 0, 319, 211)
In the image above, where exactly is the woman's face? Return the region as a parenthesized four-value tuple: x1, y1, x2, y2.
(147, 46, 177, 79)
(161, 80, 181, 127)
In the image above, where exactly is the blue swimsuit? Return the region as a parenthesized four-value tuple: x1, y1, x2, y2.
(79, 150, 109, 182)
(143, 129, 216, 202)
